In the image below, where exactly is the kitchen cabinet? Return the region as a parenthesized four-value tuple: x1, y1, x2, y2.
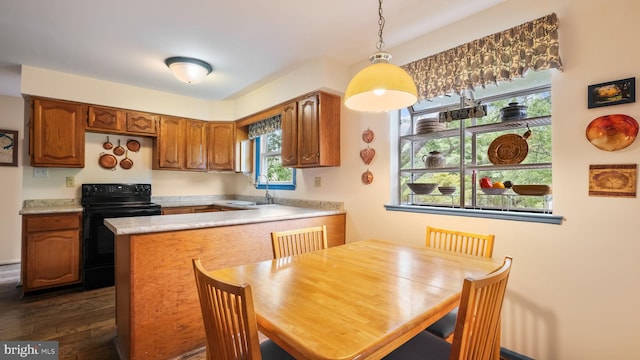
(185, 120, 208, 171)
(21, 212, 82, 292)
(207, 122, 235, 171)
(161, 204, 241, 215)
(87, 105, 125, 133)
(87, 106, 158, 136)
(281, 91, 340, 168)
(154, 117, 207, 171)
(29, 97, 86, 168)
(126, 111, 158, 136)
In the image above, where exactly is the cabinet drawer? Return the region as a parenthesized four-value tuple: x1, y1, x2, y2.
(25, 213, 81, 232)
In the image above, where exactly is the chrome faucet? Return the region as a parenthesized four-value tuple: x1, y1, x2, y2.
(259, 174, 274, 204)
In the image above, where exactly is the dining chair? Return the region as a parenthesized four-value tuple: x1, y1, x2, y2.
(271, 225, 327, 259)
(425, 226, 495, 341)
(383, 256, 513, 360)
(192, 258, 294, 360)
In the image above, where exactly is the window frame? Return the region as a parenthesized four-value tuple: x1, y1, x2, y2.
(254, 133, 296, 191)
(387, 83, 563, 225)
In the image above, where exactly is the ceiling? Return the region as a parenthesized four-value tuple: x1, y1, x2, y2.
(0, 0, 505, 100)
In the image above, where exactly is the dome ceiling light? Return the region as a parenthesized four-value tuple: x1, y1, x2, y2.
(344, 0, 418, 112)
(165, 56, 213, 84)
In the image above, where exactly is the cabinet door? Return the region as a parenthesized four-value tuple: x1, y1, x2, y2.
(87, 105, 125, 132)
(297, 95, 320, 166)
(207, 122, 235, 171)
(31, 98, 85, 167)
(127, 111, 158, 136)
(24, 229, 81, 290)
(185, 120, 208, 171)
(155, 116, 185, 169)
(280, 101, 298, 166)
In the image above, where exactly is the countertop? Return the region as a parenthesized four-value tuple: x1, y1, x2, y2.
(104, 203, 345, 235)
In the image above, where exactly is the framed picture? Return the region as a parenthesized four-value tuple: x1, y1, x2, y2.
(588, 77, 636, 108)
(0, 129, 18, 167)
(588, 164, 637, 197)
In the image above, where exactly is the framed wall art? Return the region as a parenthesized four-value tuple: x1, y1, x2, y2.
(587, 77, 635, 108)
(0, 129, 18, 167)
(588, 164, 637, 197)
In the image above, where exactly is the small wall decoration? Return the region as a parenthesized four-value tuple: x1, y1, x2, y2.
(588, 164, 637, 197)
(585, 114, 638, 151)
(588, 77, 635, 108)
(0, 129, 18, 167)
(360, 129, 375, 184)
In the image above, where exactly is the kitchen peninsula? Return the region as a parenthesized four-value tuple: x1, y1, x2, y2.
(105, 202, 346, 360)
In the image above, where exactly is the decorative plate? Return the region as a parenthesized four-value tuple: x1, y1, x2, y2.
(487, 134, 529, 165)
(586, 114, 638, 151)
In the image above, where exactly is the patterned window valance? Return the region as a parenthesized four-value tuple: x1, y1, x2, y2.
(402, 13, 563, 101)
(248, 114, 281, 140)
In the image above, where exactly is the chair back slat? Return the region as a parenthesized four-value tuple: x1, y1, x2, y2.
(271, 225, 328, 258)
(193, 258, 263, 360)
(450, 257, 512, 360)
(426, 226, 495, 258)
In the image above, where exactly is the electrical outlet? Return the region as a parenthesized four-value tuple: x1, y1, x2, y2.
(65, 176, 75, 187)
(33, 168, 48, 178)
(314, 177, 321, 187)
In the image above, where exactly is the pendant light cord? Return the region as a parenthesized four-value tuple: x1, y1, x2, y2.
(376, 0, 386, 51)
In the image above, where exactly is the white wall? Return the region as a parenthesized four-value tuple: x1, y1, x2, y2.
(0, 95, 23, 264)
(2, 0, 638, 358)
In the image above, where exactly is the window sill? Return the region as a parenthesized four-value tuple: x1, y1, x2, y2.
(384, 204, 564, 225)
(256, 184, 296, 191)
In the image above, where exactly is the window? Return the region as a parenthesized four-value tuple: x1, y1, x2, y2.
(389, 70, 563, 224)
(255, 130, 296, 190)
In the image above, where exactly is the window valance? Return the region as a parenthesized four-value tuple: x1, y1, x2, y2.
(402, 13, 563, 101)
(248, 114, 281, 140)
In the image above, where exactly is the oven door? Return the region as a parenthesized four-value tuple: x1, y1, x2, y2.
(82, 206, 161, 289)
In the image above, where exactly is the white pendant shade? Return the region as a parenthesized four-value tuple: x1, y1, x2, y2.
(345, 61, 418, 112)
(165, 57, 213, 84)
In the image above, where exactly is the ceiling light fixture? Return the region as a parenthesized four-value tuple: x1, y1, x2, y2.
(165, 56, 213, 84)
(344, 0, 418, 112)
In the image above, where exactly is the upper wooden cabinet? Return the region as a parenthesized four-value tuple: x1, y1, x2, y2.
(126, 111, 158, 136)
(207, 122, 235, 171)
(87, 106, 158, 136)
(281, 91, 340, 168)
(29, 97, 86, 168)
(185, 120, 208, 171)
(154, 117, 208, 171)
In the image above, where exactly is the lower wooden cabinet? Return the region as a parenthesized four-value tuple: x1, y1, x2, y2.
(21, 212, 82, 292)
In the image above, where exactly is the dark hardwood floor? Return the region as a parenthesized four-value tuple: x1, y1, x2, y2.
(0, 263, 205, 360)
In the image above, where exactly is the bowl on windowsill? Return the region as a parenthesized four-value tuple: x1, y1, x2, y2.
(480, 187, 507, 195)
(407, 183, 438, 195)
(438, 186, 456, 195)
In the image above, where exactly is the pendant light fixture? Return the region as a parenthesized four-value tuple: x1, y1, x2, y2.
(165, 56, 213, 84)
(344, 0, 418, 112)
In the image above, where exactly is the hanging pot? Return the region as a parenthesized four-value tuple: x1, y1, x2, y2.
(487, 126, 532, 165)
(103, 136, 113, 150)
(126, 139, 141, 152)
(120, 150, 133, 169)
(98, 152, 117, 170)
(113, 139, 126, 156)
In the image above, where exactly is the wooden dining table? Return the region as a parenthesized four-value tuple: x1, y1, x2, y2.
(208, 238, 502, 360)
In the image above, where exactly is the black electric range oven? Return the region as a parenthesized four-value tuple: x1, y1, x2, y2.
(81, 183, 161, 290)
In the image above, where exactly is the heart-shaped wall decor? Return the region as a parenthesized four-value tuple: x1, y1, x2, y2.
(360, 148, 375, 165)
(362, 129, 375, 143)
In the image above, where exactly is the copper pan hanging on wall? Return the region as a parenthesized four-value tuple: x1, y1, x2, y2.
(126, 139, 141, 152)
(98, 152, 117, 170)
(113, 139, 126, 156)
(120, 150, 133, 169)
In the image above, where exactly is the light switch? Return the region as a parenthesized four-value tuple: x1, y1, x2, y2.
(33, 168, 48, 178)
(314, 177, 321, 187)
(66, 176, 75, 187)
